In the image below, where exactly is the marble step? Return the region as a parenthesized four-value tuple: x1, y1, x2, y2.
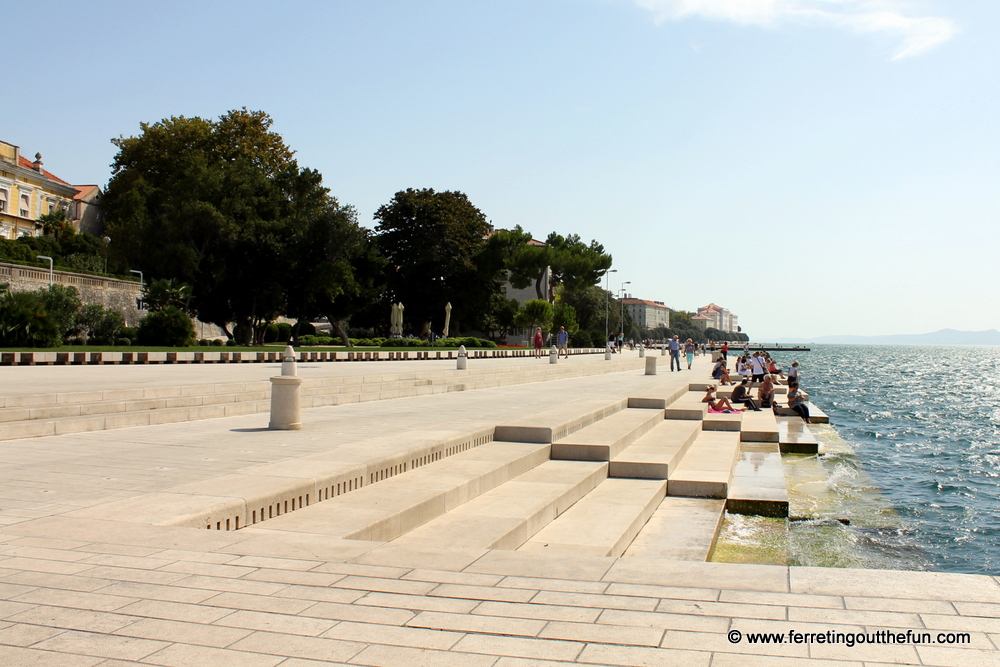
(234, 441, 552, 540)
(662, 391, 708, 420)
(622, 496, 727, 561)
(387, 460, 608, 551)
(518, 478, 667, 557)
(726, 442, 790, 518)
(609, 420, 702, 479)
(550, 408, 665, 461)
(494, 398, 626, 444)
(778, 418, 819, 453)
(667, 431, 742, 498)
(739, 409, 780, 443)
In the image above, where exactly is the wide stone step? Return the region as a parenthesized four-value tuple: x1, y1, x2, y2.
(237, 441, 551, 540)
(667, 431, 742, 498)
(726, 442, 790, 517)
(517, 477, 666, 557)
(778, 418, 819, 453)
(740, 409, 779, 442)
(622, 496, 727, 561)
(550, 407, 665, 461)
(387, 460, 608, 550)
(609, 420, 701, 479)
(662, 391, 707, 420)
(494, 398, 625, 444)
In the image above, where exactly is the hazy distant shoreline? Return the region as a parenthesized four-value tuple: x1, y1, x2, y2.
(770, 329, 1000, 346)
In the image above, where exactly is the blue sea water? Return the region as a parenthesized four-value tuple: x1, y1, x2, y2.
(771, 345, 1000, 575)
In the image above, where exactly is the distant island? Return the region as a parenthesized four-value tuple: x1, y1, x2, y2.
(772, 329, 1000, 346)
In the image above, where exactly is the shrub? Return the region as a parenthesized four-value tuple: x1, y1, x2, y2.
(225, 339, 237, 347)
(588, 330, 607, 348)
(121, 327, 138, 341)
(570, 331, 592, 348)
(198, 339, 211, 346)
(37, 285, 82, 343)
(115, 337, 131, 346)
(137, 306, 195, 347)
(298, 335, 319, 346)
(316, 336, 334, 345)
(295, 320, 316, 337)
(70, 336, 87, 346)
(0, 290, 60, 348)
(211, 338, 224, 346)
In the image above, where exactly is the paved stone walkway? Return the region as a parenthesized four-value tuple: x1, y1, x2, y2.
(1, 354, 998, 666)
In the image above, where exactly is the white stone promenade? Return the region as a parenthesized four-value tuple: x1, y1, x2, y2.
(1, 352, 999, 666)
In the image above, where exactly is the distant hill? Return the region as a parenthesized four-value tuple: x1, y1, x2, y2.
(773, 329, 1000, 346)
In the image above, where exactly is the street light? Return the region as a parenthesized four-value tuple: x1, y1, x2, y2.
(620, 281, 631, 340)
(102, 236, 111, 274)
(37, 255, 53, 285)
(604, 269, 618, 342)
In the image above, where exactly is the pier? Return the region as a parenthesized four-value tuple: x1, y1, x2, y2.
(0, 353, 992, 666)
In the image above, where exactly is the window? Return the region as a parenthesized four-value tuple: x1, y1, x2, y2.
(0, 188, 7, 212)
(20, 193, 30, 218)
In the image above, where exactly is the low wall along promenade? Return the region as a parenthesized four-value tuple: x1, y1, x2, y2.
(1, 260, 142, 327)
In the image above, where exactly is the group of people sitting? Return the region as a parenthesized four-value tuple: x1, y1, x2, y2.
(703, 355, 811, 423)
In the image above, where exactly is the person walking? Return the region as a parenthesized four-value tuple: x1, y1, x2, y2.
(533, 327, 544, 358)
(668, 335, 682, 372)
(684, 338, 696, 369)
(556, 326, 569, 359)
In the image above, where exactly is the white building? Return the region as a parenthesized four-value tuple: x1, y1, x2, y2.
(697, 303, 739, 332)
(620, 298, 670, 330)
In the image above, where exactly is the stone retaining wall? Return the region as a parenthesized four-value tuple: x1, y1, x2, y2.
(0, 261, 142, 327)
(1, 347, 607, 366)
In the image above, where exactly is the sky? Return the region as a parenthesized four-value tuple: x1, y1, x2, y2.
(3, 0, 997, 339)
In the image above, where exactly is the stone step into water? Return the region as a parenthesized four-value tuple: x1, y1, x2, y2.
(518, 477, 667, 557)
(609, 419, 702, 479)
(549, 407, 665, 461)
(726, 442, 790, 517)
(667, 430, 742, 498)
(387, 460, 608, 550)
(739, 408, 780, 442)
(622, 496, 727, 560)
(778, 418, 820, 453)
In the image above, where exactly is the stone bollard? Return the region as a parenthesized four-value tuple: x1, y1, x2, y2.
(269, 346, 303, 430)
(661, 343, 667, 356)
(639, 344, 645, 358)
(645, 356, 657, 375)
(549, 345, 558, 364)
(605, 347, 612, 361)
(457, 345, 468, 370)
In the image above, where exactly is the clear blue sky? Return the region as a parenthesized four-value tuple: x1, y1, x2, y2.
(4, 0, 996, 338)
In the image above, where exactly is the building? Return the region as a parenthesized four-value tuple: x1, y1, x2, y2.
(697, 303, 739, 332)
(0, 140, 104, 240)
(620, 297, 670, 330)
(691, 314, 713, 331)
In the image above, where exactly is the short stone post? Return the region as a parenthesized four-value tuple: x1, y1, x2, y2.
(645, 356, 657, 375)
(457, 345, 468, 370)
(549, 345, 558, 364)
(269, 345, 303, 430)
(639, 344, 645, 358)
(661, 343, 667, 356)
(604, 347, 612, 361)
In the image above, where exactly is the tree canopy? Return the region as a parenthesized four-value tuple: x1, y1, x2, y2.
(104, 108, 379, 344)
(507, 232, 613, 301)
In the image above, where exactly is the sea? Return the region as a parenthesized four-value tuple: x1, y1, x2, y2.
(711, 344, 1000, 575)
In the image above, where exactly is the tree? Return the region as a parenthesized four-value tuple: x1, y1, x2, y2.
(284, 203, 385, 347)
(38, 285, 83, 342)
(514, 299, 554, 334)
(374, 188, 492, 334)
(560, 286, 627, 335)
(507, 232, 613, 302)
(0, 290, 60, 347)
(552, 302, 579, 335)
(143, 278, 192, 312)
(104, 108, 334, 344)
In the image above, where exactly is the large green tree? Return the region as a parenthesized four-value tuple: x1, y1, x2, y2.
(374, 188, 495, 334)
(104, 109, 359, 344)
(507, 232, 613, 302)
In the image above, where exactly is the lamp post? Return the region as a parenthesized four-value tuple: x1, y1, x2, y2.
(604, 269, 618, 341)
(37, 255, 53, 285)
(102, 236, 111, 274)
(620, 281, 631, 340)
